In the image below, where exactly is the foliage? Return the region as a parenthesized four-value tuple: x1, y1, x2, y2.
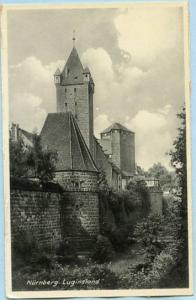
(9, 138, 28, 177)
(168, 106, 188, 284)
(127, 178, 150, 214)
(147, 162, 172, 187)
(107, 224, 134, 252)
(92, 235, 114, 263)
(169, 106, 187, 216)
(9, 134, 58, 182)
(119, 244, 178, 289)
(56, 238, 78, 264)
(10, 177, 64, 192)
(134, 214, 166, 262)
(26, 134, 58, 182)
(12, 229, 38, 271)
(12, 261, 119, 291)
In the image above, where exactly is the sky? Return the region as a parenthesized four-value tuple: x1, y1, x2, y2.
(7, 5, 185, 170)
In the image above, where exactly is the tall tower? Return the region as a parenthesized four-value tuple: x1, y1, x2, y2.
(99, 123, 135, 175)
(54, 41, 94, 156)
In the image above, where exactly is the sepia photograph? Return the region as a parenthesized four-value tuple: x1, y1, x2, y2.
(1, 1, 193, 298)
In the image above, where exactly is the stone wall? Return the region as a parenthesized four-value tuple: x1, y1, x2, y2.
(11, 173, 100, 252)
(56, 82, 94, 155)
(120, 131, 135, 174)
(54, 170, 98, 191)
(10, 189, 62, 249)
(93, 139, 113, 185)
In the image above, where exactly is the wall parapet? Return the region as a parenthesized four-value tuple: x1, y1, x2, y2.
(10, 177, 64, 193)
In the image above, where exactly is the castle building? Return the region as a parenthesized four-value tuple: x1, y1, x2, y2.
(54, 46, 94, 157)
(9, 42, 162, 254)
(10, 43, 136, 191)
(53, 44, 136, 190)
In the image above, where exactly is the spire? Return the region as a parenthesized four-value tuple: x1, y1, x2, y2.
(72, 29, 76, 47)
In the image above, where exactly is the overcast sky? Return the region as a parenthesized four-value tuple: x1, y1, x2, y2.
(7, 5, 185, 170)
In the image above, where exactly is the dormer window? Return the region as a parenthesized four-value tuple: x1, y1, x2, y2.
(54, 75, 60, 84)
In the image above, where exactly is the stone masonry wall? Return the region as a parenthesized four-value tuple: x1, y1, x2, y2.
(11, 171, 100, 252)
(11, 189, 62, 249)
(54, 170, 98, 191)
(56, 82, 94, 155)
(55, 170, 100, 250)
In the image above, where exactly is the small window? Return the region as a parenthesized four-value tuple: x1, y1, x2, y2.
(67, 69, 70, 74)
(65, 102, 67, 108)
(65, 88, 67, 93)
(74, 88, 77, 93)
(75, 182, 79, 189)
(75, 114, 78, 119)
(75, 102, 77, 106)
(74, 76, 78, 79)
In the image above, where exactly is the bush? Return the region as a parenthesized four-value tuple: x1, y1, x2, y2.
(12, 230, 38, 270)
(12, 261, 119, 291)
(108, 224, 134, 252)
(56, 238, 78, 264)
(92, 235, 114, 264)
(119, 243, 180, 289)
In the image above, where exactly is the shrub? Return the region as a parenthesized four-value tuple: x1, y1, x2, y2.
(108, 224, 134, 252)
(12, 262, 119, 291)
(56, 238, 78, 264)
(12, 230, 38, 270)
(92, 235, 114, 264)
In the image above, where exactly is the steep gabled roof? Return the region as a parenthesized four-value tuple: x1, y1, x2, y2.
(61, 47, 84, 85)
(40, 112, 97, 172)
(101, 123, 134, 134)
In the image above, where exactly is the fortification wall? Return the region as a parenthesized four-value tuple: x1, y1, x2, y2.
(10, 189, 62, 249)
(10, 174, 100, 252)
(54, 170, 97, 191)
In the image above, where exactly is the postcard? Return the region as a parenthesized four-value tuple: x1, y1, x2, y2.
(1, 1, 193, 298)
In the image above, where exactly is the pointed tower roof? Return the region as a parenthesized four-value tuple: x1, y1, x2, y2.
(54, 68, 61, 76)
(40, 112, 97, 172)
(101, 123, 134, 134)
(61, 47, 85, 85)
(83, 66, 91, 74)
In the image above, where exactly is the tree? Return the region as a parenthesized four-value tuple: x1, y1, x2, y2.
(9, 134, 58, 182)
(147, 162, 172, 188)
(26, 134, 58, 182)
(168, 105, 188, 287)
(9, 137, 28, 177)
(169, 106, 187, 215)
